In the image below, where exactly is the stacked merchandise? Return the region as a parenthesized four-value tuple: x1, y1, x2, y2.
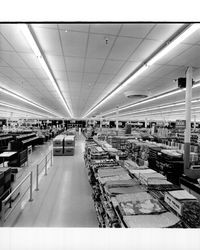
(63, 136, 75, 156)
(66, 128, 76, 136)
(85, 139, 200, 228)
(112, 192, 181, 228)
(0, 167, 12, 212)
(53, 135, 64, 156)
(156, 149, 184, 184)
(164, 190, 200, 227)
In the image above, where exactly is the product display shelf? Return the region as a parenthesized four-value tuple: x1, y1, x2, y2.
(84, 140, 194, 228)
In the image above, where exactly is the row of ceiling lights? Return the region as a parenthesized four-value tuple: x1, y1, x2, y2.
(1, 23, 200, 120)
(82, 23, 200, 119)
(104, 96, 200, 119)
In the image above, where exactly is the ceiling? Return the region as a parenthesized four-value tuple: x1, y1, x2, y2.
(1, 23, 200, 121)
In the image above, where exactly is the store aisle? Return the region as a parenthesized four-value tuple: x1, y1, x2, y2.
(10, 135, 98, 227)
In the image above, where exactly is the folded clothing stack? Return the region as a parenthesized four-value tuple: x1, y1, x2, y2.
(138, 172, 167, 186)
(129, 168, 156, 178)
(98, 174, 132, 185)
(104, 179, 144, 196)
(114, 192, 181, 228)
(123, 212, 180, 228)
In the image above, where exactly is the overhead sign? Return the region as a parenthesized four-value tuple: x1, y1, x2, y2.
(176, 120, 186, 129)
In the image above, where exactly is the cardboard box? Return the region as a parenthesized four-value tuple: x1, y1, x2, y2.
(53, 147, 63, 156)
(63, 147, 75, 156)
(64, 136, 75, 147)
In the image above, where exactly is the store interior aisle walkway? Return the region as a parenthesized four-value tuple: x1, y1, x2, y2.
(11, 134, 98, 227)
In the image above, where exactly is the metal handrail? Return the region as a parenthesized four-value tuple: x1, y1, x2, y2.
(0, 148, 53, 226)
(1, 171, 33, 226)
(35, 149, 53, 191)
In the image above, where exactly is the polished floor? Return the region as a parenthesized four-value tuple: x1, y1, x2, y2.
(6, 134, 98, 227)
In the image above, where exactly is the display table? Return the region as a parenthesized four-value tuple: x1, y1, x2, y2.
(0, 151, 17, 167)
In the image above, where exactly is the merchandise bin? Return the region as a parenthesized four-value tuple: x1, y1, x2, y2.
(64, 136, 75, 147)
(53, 138, 63, 147)
(63, 147, 75, 156)
(53, 147, 63, 156)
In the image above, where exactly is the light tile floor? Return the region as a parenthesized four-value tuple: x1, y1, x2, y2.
(5, 135, 98, 227)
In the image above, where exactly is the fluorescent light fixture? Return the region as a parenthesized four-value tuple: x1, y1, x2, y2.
(20, 24, 73, 118)
(101, 88, 185, 117)
(107, 98, 200, 119)
(83, 24, 200, 118)
(148, 24, 200, 66)
(83, 64, 148, 118)
(0, 85, 61, 117)
(0, 101, 50, 118)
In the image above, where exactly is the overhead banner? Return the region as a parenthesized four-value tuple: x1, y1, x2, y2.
(176, 120, 186, 129)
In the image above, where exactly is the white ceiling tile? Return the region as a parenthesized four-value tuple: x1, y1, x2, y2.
(0, 59, 8, 66)
(68, 72, 82, 82)
(119, 24, 155, 38)
(14, 68, 37, 78)
(101, 60, 124, 74)
(113, 61, 140, 83)
(150, 65, 180, 78)
(83, 73, 99, 83)
(108, 36, 142, 60)
(52, 70, 68, 81)
(156, 44, 192, 65)
(19, 53, 41, 69)
(182, 28, 200, 45)
(168, 45, 200, 67)
(61, 32, 88, 57)
(95, 73, 114, 85)
(147, 24, 184, 41)
(59, 24, 89, 33)
(33, 27, 62, 56)
(0, 24, 33, 53)
(32, 24, 58, 29)
(32, 68, 48, 79)
(84, 58, 105, 73)
(86, 34, 115, 59)
(65, 57, 84, 72)
(0, 66, 21, 79)
(0, 34, 15, 51)
(46, 55, 65, 71)
(90, 24, 121, 35)
(0, 51, 28, 68)
(130, 39, 162, 61)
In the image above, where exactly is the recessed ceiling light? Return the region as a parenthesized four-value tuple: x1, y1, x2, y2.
(65, 30, 68, 33)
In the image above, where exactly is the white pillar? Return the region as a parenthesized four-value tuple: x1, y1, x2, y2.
(145, 117, 147, 128)
(185, 67, 193, 144)
(194, 114, 196, 130)
(184, 66, 193, 171)
(100, 116, 103, 132)
(116, 106, 119, 131)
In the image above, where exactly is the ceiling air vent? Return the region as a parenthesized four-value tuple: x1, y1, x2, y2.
(124, 91, 148, 99)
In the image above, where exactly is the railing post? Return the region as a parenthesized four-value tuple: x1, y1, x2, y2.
(35, 164, 39, 191)
(29, 172, 33, 202)
(45, 156, 47, 176)
(1, 201, 5, 226)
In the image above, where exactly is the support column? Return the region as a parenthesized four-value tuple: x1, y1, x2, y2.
(194, 114, 196, 130)
(100, 116, 103, 132)
(145, 117, 147, 128)
(116, 106, 119, 133)
(184, 66, 193, 171)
